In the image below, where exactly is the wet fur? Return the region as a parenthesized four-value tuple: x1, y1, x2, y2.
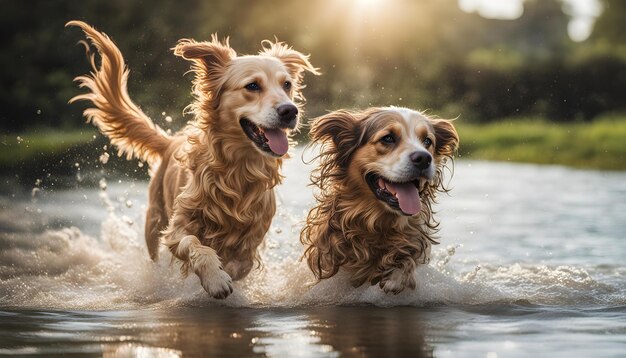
(68, 21, 318, 298)
(301, 108, 459, 294)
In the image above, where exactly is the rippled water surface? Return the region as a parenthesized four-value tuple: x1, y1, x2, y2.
(1, 149, 625, 357)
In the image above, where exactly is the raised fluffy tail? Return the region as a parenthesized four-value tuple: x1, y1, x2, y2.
(67, 20, 171, 164)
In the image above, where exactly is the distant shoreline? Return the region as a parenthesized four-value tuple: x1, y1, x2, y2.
(456, 114, 626, 170)
(2, 115, 625, 187)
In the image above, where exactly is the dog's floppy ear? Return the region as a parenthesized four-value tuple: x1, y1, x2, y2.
(173, 35, 236, 107)
(310, 110, 363, 167)
(173, 35, 235, 70)
(431, 119, 459, 158)
(260, 40, 320, 101)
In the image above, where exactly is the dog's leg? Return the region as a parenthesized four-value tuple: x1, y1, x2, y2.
(162, 215, 233, 298)
(379, 267, 416, 294)
(223, 259, 254, 281)
(378, 255, 418, 295)
(145, 204, 166, 261)
(176, 235, 233, 298)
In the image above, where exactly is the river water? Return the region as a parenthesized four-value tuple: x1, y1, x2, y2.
(1, 148, 624, 357)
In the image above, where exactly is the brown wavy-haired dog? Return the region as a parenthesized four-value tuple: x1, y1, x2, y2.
(67, 21, 318, 298)
(301, 107, 459, 294)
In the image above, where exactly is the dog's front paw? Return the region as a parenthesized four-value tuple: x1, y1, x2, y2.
(379, 269, 413, 295)
(190, 246, 234, 299)
(199, 267, 233, 299)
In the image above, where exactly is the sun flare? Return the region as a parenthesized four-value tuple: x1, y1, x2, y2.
(353, 0, 385, 11)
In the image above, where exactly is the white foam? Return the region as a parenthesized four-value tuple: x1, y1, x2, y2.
(1, 196, 623, 310)
(2, 152, 625, 310)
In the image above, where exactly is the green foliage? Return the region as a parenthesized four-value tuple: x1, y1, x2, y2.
(457, 114, 626, 170)
(0, 130, 94, 165)
(0, 0, 624, 134)
(0, 129, 149, 186)
(592, 0, 626, 44)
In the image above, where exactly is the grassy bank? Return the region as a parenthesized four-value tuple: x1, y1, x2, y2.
(1, 115, 625, 187)
(0, 130, 95, 165)
(456, 114, 626, 170)
(0, 129, 148, 187)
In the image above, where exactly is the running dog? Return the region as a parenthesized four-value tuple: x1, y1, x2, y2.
(68, 21, 318, 298)
(301, 107, 458, 294)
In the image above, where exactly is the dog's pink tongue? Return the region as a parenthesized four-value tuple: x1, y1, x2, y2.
(386, 181, 421, 215)
(263, 128, 289, 156)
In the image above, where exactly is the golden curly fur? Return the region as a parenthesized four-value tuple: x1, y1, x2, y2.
(301, 107, 459, 294)
(67, 21, 319, 298)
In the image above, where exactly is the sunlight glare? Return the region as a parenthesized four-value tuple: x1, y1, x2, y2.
(354, 0, 384, 11)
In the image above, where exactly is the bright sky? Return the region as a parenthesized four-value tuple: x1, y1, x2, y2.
(458, 0, 603, 41)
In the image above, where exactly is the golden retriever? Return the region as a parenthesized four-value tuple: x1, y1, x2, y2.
(301, 107, 459, 294)
(67, 21, 318, 298)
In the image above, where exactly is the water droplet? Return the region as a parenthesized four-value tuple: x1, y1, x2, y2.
(161, 112, 166, 116)
(31, 187, 40, 198)
(36, 109, 41, 115)
(138, 162, 144, 168)
(275, 227, 283, 234)
(125, 200, 133, 208)
(165, 116, 172, 123)
(99, 152, 110, 164)
(16, 136, 23, 144)
(122, 215, 134, 226)
(74, 162, 80, 168)
(99, 178, 107, 191)
(230, 333, 242, 339)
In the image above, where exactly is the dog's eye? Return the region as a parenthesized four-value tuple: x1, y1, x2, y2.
(380, 135, 396, 144)
(283, 81, 292, 90)
(245, 82, 261, 91)
(423, 138, 433, 148)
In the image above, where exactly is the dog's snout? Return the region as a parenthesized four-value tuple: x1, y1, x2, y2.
(276, 104, 298, 127)
(410, 151, 432, 170)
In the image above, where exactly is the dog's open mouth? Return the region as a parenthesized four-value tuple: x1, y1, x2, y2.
(365, 173, 422, 216)
(239, 118, 289, 157)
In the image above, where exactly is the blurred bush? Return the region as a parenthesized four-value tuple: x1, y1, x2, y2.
(0, 0, 624, 133)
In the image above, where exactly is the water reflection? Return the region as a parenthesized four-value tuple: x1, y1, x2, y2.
(103, 344, 182, 357)
(0, 307, 434, 357)
(250, 312, 338, 357)
(295, 307, 434, 357)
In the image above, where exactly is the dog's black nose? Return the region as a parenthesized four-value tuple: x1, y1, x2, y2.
(277, 104, 298, 127)
(410, 151, 432, 170)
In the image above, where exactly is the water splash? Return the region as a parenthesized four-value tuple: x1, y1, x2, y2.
(1, 183, 623, 311)
(2, 153, 626, 310)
